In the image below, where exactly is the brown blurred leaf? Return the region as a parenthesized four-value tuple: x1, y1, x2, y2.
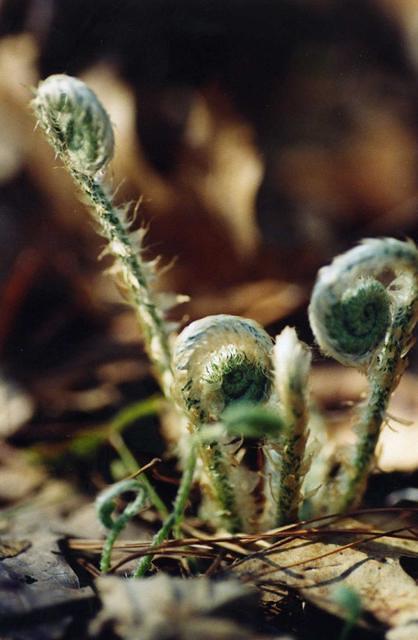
(0, 443, 45, 503)
(91, 574, 279, 640)
(0, 375, 34, 439)
(0, 528, 93, 619)
(237, 519, 418, 639)
(184, 279, 306, 327)
(0, 537, 31, 559)
(310, 368, 418, 472)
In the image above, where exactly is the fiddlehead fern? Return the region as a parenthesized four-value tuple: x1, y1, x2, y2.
(33, 74, 114, 176)
(32, 74, 174, 398)
(173, 314, 273, 532)
(263, 327, 311, 526)
(33, 75, 199, 571)
(174, 315, 273, 423)
(34, 77, 417, 550)
(308, 238, 418, 512)
(96, 479, 149, 573)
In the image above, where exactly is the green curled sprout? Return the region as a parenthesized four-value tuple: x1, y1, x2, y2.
(173, 314, 273, 424)
(32, 74, 114, 176)
(308, 238, 417, 370)
(308, 238, 418, 512)
(96, 479, 149, 573)
(173, 314, 274, 532)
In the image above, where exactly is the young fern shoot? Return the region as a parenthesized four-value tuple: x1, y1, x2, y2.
(32, 75, 418, 554)
(32, 74, 174, 398)
(309, 238, 418, 512)
(173, 314, 274, 532)
(32, 74, 197, 573)
(264, 327, 311, 526)
(96, 479, 149, 573)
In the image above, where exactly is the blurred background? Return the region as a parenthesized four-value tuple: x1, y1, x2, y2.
(0, 0, 417, 487)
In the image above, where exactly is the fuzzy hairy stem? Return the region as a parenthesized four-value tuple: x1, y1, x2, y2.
(173, 315, 273, 532)
(32, 74, 174, 398)
(198, 442, 243, 532)
(75, 171, 174, 396)
(337, 299, 417, 510)
(309, 238, 418, 512)
(263, 327, 311, 526)
(274, 433, 307, 524)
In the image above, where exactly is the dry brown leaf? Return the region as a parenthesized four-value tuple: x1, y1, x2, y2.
(0, 537, 31, 559)
(91, 574, 286, 640)
(0, 375, 34, 439)
(0, 443, 45, 504)
(310, 368, 418, 472)
(0, 528, 92, 620)
(236, 520, 418, 639)
(183, 279, 306, 327)
(377, 373, 418, 473)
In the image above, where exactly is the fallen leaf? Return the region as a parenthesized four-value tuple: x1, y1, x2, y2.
(0, 480, 96, 638)
(0, 443, 45, 503)
(310, 368, 418, 472)
(0, 537, 31, 559)
(0, 373, 34, 439)
(235, 519, 418, 639)
(91, 573, 285, 640)
(0, 529, 93, 620)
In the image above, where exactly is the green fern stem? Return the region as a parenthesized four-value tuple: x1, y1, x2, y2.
(74, 170, 174, 397)
(173, 315, 274, 532)
(96, 479, 148, 573)
(337, 298, 417, 511)
(309, 238, 418, 513)
(265, 327, 311, 526)
(134, 443, 197, 577)
(275, 433, 306, 524)
(32, 74, 174, 399)
(199, 441, 243, 532)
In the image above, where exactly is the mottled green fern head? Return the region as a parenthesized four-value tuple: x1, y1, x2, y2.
(173, 314, 273, 424)
(322, 277, 391, 361)
(32, 74, 114, 176)
(309, 238, 418, 370)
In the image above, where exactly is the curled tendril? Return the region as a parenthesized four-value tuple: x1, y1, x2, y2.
(308, 238, 417, 369)
(96, 479, 148, 573)
(173, 314, 273, 424)
(32, 74, 114, 176)
(308, 238, 418, 511)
